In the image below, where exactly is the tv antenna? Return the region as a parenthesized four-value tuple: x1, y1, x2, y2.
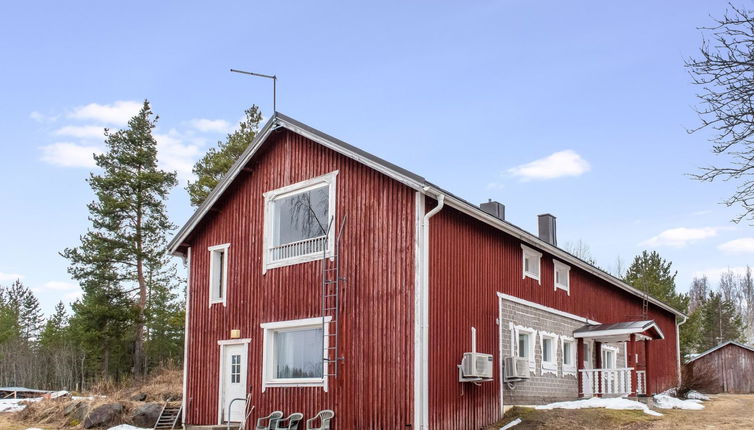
(230, 68, 277, 113)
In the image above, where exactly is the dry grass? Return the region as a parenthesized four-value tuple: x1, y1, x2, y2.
(4, 365, 182, 429)
(485, 406, 661, 430)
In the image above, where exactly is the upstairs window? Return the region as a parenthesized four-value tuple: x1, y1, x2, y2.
(521, 244, 542, 283)
(263, 172, 338, 272)
(208, 243, 230, 306)
(553, 260, 571, 294)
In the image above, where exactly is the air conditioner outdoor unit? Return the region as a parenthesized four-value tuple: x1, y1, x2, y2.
(462, 352, 494, 379)
(503, 356, 530, 381)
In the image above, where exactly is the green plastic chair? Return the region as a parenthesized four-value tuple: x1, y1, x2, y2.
(256, 411, 283, 430)
(305, 410, 334, 430)
(277, 412, 303, 430)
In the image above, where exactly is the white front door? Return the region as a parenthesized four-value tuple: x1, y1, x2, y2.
(221, 343, 247, 423)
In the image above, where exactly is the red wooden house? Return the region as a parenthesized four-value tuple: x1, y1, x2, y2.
(169, 113, 685, 429)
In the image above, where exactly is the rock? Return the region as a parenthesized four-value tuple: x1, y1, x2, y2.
(63, 401, 87, 421)
(83, 403, 124, 429)
(132, 403, 163, 428)
(130, 392, 148, 401)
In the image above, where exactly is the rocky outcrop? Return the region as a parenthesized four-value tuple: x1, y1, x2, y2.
(83, 402, 124, 428)
(131, 402, 163, 428)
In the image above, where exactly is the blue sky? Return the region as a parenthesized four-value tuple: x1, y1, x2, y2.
(0, 1, 750, 315)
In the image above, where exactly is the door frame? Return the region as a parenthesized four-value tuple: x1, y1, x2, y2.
(217, 338, 251, 424)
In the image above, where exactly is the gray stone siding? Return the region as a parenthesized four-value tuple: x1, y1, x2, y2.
(501, 299, 625, 405)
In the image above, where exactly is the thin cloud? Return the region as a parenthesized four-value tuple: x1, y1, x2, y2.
(30, 111, 59, 123)
(39, 142, 102, 168)
(0, 272, 23, 282)
(64, 290, 83, 301)
(188, 118, 232, 134)
(508, 150, 590, 181)
(42, 281, 78, 291)
(693, 266, 750, 281)
(719, 237, 754, 254)
(54, 125, 106, 139)
(641, 226, 721, 248)
(154, 130, 201, 182)
(486, 182, 505, 190)
(68, 100, 141, 126)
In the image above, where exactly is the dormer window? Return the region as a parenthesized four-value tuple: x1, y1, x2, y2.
(553, 260, 571, 294)
(521, 244, 542, 283)
(263, 171, 338, 272)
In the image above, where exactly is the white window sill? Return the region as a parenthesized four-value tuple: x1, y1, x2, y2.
(523, 272, 540, 283)
(555, 284, 570, 294)
(209, 299, 226, 307)
(264, 250, 333, 273)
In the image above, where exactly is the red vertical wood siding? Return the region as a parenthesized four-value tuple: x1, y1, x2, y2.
(184, 130, 417, 428)
(689, 344, 754, 393)
(428, 204, 679, 429)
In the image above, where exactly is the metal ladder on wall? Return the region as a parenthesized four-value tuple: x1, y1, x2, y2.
(321, 215, 347, 378)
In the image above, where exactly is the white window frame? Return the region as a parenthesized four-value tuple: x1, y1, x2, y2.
(539, 331, 558, 375)
(553, 260, 570, 295)
(260, 316, 332, 392)
(521, 244, 542, 284)
(583, 341, 592, 368)
(262, 171, 338, 273)
(561, 336, 577, 375)
(512, 324, 536, 371)
(208, 243, 230, 306)
(601, 345, 618, 369)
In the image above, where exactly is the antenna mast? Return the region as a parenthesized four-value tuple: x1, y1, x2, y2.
(230, 69, 277, 113)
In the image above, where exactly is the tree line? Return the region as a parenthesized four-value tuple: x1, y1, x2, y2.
(0, 102, 263, 390)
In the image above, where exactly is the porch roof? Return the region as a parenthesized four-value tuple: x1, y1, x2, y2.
(573, 320, 664, 342)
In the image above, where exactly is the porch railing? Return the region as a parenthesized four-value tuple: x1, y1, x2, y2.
(636, 370, 646, 395)
(270, 235, 327, 261)
(580, 368, 633, 396)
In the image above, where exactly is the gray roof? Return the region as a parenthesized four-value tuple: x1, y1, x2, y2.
(167, 112, 685, 319)
(573, 320, 665, 340)
(687, 340, 754, 363)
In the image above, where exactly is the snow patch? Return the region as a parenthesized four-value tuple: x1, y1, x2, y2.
(500, 417, 522, 429)
(686, 390, 710, 401)
(0, 397, 41, 413)
(108, 425, 150, 430)
(535, 396, 663, 416)
(653, 394, 705, 410)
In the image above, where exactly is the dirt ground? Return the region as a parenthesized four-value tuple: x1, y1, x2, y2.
(487, 394, 754, 430)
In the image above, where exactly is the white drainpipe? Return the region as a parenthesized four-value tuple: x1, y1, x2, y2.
(675, 314, 688, 387)
(417, 193, 444, 429)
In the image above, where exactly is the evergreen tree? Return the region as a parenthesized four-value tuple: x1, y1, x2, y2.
(698, 291, 746, 351)
(39, 301, 68, 348)
(186, 106, 263, 206)
(3, 279, 44, 341)
(623, 250, 688, 312)
(62, 100, 178, 377)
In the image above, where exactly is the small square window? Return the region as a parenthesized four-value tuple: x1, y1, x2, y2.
(208, 244, 230, 305)
(521, 244, 542, 283)
(553, 260, 570, 294)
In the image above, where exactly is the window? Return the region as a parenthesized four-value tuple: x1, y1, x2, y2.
(542, 337, 553, 362)
(263, 172, 337, 272)
(260, 317, 331, 391)
(518, 332, 530, 359)
(561, 337, 577, 374)
(583, 342, 591, 367)
(553, 260, 570, 294)
(230, 354, 241, 383)
(521, 244, 542, 283)
(208, 244, 230, 305)
(601, 345, 618, 369)
(539, 332, 558, 374)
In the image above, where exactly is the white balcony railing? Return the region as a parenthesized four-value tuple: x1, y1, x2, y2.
(636, 370, 646, 395)
(580, 368, 633, 397)
(270, 235, 327, 262)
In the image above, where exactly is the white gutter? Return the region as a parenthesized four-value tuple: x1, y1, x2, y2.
(416, 193, 444, 430)
(181, 247, 191, 428)
(675, 314, 688, 387)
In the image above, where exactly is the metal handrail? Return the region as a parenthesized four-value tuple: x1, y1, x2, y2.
(226, 397, 247, 430)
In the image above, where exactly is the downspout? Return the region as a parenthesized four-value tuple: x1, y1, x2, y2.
(675, 314, 688, 387)
(181, 247, 192, 428)
(418, 192, 444, 429)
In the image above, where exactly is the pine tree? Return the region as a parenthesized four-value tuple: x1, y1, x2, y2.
(62, 100, 178, 377)
(186, 106, 263, 206)
(39, 301, 68, 348)
(698, 291, 746, 350)
(3, 279, 44, 341)
(623, 250, 688, 312)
